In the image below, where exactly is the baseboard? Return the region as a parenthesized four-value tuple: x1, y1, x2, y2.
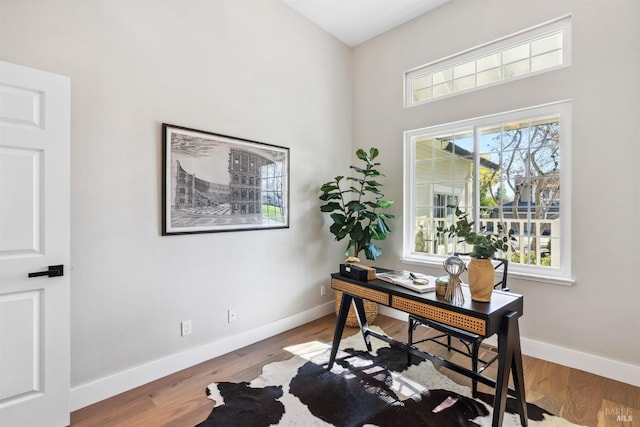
(72, 301, 638, 411)
(70, 301, 335, 411)
(521, 337, 640, 387)
(379, 305, 640, 387)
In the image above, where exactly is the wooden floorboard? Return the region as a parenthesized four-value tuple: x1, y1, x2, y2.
(70, 314, 639, 427)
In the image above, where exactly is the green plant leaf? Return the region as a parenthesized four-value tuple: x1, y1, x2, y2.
(356, 149, 368, 161)
(349, 187, 365, 196)
(346, 200, 365, 211)
(320, 202, 341, 212)
(320, 182, 339, 192)
(318, 192, 341, 201)
(369, 225, 385, 240)
(350, 222, 365, 241)
(329, 222, 348, 239)
(364, 189, 382, 197)
(330, 213, 346, 225)
(361, 202, 378, 211)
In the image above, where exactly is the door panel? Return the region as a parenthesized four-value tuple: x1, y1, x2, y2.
(0, 84, 43, 128)
(0, 147, 42, 254)
(0, 291, 42, 401)
(0, 61, 70, 427)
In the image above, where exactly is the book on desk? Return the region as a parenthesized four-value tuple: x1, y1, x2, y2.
(376, 270, 437, 293)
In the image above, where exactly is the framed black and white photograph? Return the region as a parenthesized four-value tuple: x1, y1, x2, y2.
(162, 124, 289, 235)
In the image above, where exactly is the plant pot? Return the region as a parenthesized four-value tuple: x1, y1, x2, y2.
(467, 258, 495, 302)
(334, 291, 378, 327)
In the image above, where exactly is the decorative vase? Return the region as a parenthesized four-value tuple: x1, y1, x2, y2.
(467, 258, 495, 302)
(443, 256, 466, 304)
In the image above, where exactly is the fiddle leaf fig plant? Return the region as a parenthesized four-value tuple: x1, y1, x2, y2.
(319, 147, 395, 260)
(437, 205, 515, 259)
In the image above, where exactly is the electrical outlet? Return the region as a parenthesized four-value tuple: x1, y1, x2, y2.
(181, 320, 192, 336)
(228, 309, 237, 323)
(320, 284, 326, 296)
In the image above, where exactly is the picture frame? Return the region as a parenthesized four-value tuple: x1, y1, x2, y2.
(162, 123, 289, 235)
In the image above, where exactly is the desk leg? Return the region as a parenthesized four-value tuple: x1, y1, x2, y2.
(352, 297, 372, 352)
(327, 292, 353, 370)
(510, 314, 528, 426)
(493, 311, 528, 427)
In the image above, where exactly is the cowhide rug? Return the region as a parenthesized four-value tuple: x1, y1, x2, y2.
(198, 328, 584, 427)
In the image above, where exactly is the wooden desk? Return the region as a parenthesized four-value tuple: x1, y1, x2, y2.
(328, 273, 528, 427)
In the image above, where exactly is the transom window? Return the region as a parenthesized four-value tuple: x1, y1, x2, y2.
(403, 102, 572, 282)
(405, 16, 571, 107)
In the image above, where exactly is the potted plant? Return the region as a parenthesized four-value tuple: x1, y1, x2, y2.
(319, 147, 395, 261)
(437, 205, 514, 302)
(319, 147, 394, 327)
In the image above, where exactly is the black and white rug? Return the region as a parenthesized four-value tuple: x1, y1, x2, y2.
(198, 328, 584, 426)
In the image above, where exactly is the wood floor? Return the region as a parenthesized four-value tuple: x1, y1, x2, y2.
(71, 314, 639, 427)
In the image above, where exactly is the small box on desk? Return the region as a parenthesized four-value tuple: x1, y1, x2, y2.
(339, 263, 376, 281)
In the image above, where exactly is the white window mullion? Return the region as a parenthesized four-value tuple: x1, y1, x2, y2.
(472, 126, 481, 232)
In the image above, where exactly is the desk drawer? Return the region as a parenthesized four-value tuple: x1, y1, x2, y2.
(331, 279, 390, 305)
(392, 296, 486, 336)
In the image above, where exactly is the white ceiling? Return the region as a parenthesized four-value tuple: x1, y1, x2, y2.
(281, 0, 450, 47)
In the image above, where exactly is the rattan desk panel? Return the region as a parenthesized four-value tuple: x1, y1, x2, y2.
(331, 279, 390, 305)
(392, 295, 486, 335)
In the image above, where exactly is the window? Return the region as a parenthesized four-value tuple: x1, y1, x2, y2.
(405, 16, 571, 107)
(404, 102, 572, 282)
(261, 161, 285, 220)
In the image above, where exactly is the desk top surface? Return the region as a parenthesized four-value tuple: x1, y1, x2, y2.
(331, 272, 523, 319)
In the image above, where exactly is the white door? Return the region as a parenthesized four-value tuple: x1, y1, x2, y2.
(0, 61, 70, 426)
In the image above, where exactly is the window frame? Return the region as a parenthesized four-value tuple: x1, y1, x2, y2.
(402, 101, 573, 285)
(404, 15, 572, 107)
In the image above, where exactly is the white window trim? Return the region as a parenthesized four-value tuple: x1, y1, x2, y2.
(404, 15, 572, 107)
(402, 101, 573, 284)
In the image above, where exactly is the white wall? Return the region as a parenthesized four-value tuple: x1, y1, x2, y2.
(353, 0, 640, 382)
(0, 0, 350, 406)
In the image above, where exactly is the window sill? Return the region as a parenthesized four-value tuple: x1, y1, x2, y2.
(400, 257, 576, 287)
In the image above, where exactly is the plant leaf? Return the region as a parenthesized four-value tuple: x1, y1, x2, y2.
(350, 222, 364, 241)
(364, 242, 382, 260)
(378, 200, 394, 209)
(320, 202, 341, 212)
(318, 192, 341, 201)
(320, 182, 339, 192)
(329, 222, 348, 239)
(346, 200, 365, 211)
(377, 217, 390, 235)
(330, 213, 346, 225)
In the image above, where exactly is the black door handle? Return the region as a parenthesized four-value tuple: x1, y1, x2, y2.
(28, 265, 64, 278)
